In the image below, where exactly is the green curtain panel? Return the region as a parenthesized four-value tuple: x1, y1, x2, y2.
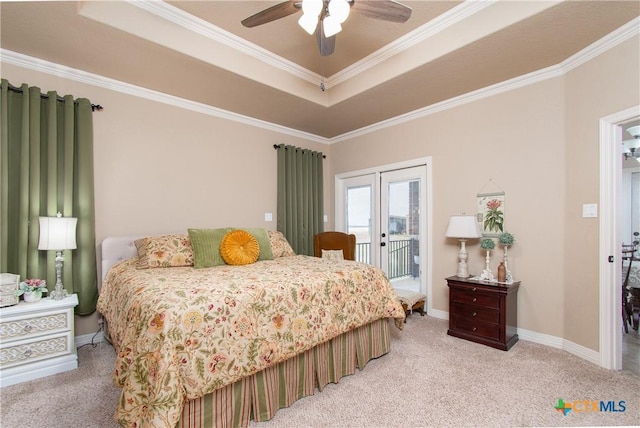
(0, 79, 98, 315)
(276, 144, 324, 255)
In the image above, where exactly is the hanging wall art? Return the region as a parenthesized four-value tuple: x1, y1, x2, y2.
(476, 190, 505, 237)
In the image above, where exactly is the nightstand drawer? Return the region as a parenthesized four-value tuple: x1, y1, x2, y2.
(0, 310, 71, 342)
(453, 302, 499, 323)
(0, 331, 73, 368)
(452, 316, 500, 341)
(451, 288, 500, 309)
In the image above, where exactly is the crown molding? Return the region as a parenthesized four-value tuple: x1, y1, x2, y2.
(561, 16, 640, 73)
(0, 49, 329, 144)
(328, 0, 495, 87)
(2, 15, 636, 145)
(135, 0, 494, 92)
(329, 63, 565, 143)
(132, 0, 323, 87)
(330, 16, 640, 143)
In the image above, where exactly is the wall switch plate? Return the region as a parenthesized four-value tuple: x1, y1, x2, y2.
(324, 214, 328, 223)
(264, 212, 273, 222)
(582, 203, 598, 218)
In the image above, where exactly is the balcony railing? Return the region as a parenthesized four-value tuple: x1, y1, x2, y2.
(355, 238, 418, 280)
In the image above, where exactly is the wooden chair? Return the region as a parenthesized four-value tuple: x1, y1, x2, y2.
(313, 231, 356, 261)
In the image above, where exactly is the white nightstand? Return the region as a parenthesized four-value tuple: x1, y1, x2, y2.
(0, 294, 79, 387)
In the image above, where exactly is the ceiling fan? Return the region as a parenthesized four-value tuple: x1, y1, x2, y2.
(241, 0, 412, 56)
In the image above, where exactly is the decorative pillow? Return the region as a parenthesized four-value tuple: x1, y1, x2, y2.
(135, 234, 194, 269)
(321, 249, 344, 261)
(220, 229, 260, 265)
(268, 230, 296, 258)
(240, 228, 273, 261)
(188, 228, 233, 268)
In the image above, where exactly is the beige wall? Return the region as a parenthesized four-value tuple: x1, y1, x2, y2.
(563, 37, 640, 350)
(2, 36, 638, 349)
(330, 78, 567, 337)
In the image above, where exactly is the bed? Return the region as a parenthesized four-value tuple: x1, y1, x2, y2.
(97, 231, 405, 428)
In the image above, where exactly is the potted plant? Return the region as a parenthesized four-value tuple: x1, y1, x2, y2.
(498, 232, 515, 247)
(15, 279, 47, 303)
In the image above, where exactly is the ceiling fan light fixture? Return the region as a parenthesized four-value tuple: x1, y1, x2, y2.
(328, 0, 350, 24)
(298, 0, 323, 34)
(299, 13, 319, 35)
(323, 16, 342, 37)
(301, 0, 323, 16)
(623, 138, 640, 151)
(627, 125, 640, 139)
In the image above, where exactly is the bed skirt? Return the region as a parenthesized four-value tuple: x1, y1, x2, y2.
(178, 317, 392, 428)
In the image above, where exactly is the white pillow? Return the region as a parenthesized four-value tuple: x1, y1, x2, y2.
(321, 249, 344, 261)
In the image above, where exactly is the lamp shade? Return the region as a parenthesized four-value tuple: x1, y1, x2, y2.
(626, 125, 640, 138)
(328, 0, 350, 23)
(38, 216, 77, 250)
(445, 215, 482, 239)
(623, 138, 640, 151)
(323, 16, 342, 37)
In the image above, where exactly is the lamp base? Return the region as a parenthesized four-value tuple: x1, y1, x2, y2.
(456, 239, 470, 278)
(51, 252, 68, 300)
(50, 286, 68, 300)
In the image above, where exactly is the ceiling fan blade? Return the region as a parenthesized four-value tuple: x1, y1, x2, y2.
(351, 0, 412, 23)
(316, 24, 336, 56)
(241, 1, 301, 28)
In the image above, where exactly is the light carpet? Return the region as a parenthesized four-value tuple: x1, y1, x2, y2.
(1, 316, 638, 427)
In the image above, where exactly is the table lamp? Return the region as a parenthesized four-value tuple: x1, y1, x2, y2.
(445, 215, 482, 278)
(38, 212, 77, 300)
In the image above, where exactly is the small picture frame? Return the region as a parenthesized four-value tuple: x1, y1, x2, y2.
(477, 192, 505, 237)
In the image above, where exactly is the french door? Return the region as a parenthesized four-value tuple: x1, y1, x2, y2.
(336, 162, 429, 295)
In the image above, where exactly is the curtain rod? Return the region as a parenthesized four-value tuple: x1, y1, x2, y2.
(6, 85, 103, 112)
(273, 144, 326, 159)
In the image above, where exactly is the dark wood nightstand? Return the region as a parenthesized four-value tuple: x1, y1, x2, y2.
(446, 276, 520, 351)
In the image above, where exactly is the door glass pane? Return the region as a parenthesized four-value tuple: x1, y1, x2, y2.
(347, 185, 372, 264)
(386, 178, 420, 292)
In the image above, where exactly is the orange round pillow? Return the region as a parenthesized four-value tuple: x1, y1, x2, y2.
(220, 230, 260, 265)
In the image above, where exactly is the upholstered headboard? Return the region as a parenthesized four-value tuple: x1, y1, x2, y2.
(100, 235, 144, 284)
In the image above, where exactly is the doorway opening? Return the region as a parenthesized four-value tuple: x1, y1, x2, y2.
(599, 106, 640, 371)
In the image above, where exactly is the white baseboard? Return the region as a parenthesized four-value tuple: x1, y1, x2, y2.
(430, 311, 601, 366)
(75, 331, 104, 348)
(428, 308, 449, 320)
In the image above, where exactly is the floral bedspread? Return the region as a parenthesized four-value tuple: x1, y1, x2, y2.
(97, 255, 405, 427)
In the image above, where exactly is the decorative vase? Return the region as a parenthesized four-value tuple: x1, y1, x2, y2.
(23, 290, 42, 303)
(497, 262, 506, 283)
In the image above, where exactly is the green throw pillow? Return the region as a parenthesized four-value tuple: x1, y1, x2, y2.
(240, 228, 273, 261)
(188, 228, 233, 268)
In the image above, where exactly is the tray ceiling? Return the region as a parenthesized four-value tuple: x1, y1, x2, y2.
(1, 1, 638, 139)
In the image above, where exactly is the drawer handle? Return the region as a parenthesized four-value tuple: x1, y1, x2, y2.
(472, 287, 477, 291)
(23, 325, 32, 332)
(472, 327, 477, 332)
(472, 312, 477, 317)
(472, 297, 477, 303)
